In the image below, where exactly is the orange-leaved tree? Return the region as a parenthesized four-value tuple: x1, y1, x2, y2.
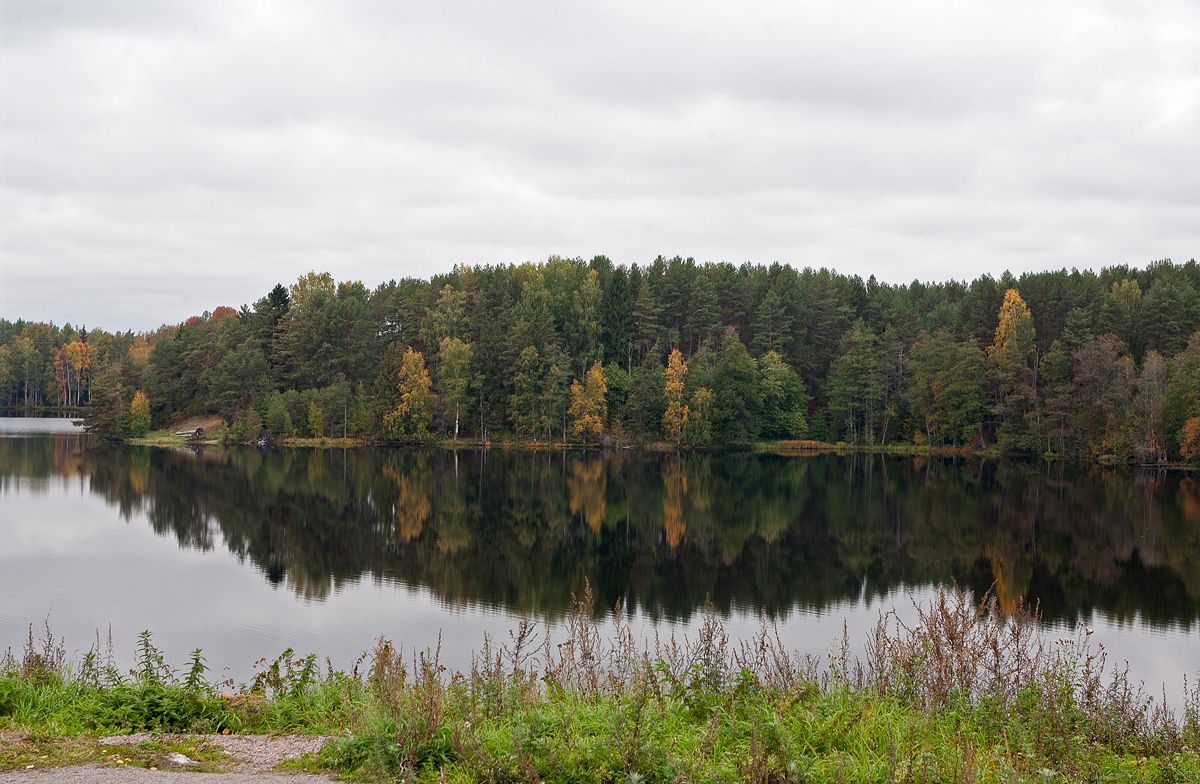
(568, 362, 607, 442)
(1181, 416, 1200, 463)
(54, 341, 93, 408)
(662, 348, 689, 445)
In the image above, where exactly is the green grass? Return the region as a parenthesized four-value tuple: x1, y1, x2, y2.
(3, 591, 1199, 782)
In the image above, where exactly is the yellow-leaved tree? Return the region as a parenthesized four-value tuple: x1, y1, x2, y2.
(129, 391, 151, 438)
(384, 347, 436, 439)
(988, 289, 1035, 363)
(568, 362, 607, 442)
(287, 271, 335, 317)
(662, 348, 689, 445)
(54, 341, 94, 408)
(987, 289, 1037, 450)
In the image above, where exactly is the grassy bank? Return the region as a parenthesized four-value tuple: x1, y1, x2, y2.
(3, 590, 1199, 782)
(118, 420, 1168, 466)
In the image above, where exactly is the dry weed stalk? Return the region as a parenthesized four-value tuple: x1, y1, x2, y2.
(17, 619, 66, 684)
(864, 586, 1045, 710)
(308, 581, 1200, 770)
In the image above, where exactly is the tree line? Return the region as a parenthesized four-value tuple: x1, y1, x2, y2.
(5, 254, 1200, 460)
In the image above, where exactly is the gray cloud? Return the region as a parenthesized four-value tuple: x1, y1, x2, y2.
(3, 0, 1199, 330)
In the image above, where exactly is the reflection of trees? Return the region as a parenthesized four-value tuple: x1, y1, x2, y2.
(5, 437, 1200, 628)
(567, 457, 606, 533)
(384, 458, 431, 543)
(661, 457, 685, 547)
(0, 434, 89, 489)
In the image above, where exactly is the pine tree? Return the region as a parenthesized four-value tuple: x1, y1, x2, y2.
(686, 272, 719, 354)
(1100, 279, 1143, 361)
(682, 387, 714, 445)
(571, 269, 603, 368)
(80, 365, 129, 439)
(601, 268, 635, 370)
(1142, 276, 1196, 357)
(751, 289, 793, 356)
(633, 284, 661, 365)
(758, 351, 808, 439)
(1060, 307, 1094, 351)
(827, 320, 881, 444)
(510, 346, 541, 439)
(712, 329, 761, 445)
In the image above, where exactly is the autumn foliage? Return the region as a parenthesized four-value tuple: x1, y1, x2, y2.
(384, 348, 436, 439)
(662, 349, 689, 445)
(568, 362, 607, 442)
(1182, 416, 1200, 462)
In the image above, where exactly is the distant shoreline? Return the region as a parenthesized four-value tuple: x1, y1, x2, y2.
(120, 433, 1188, 467)
(2, 412, 1178, 466)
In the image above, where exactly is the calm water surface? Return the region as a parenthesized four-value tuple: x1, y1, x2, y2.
(1, 418, 1197, 692)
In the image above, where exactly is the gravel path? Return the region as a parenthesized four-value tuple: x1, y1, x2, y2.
(96, 734, 335, 772)
(0, 767, 337, 783)
(0, 734, 339, 782)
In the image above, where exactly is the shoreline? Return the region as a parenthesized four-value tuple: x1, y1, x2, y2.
(120, 433, 1191, 467)
(8, 414, 1178, 466)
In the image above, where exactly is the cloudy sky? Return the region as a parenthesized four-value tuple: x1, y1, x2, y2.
(3, 0, 1199, 331)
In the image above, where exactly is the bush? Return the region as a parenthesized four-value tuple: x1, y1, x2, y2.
(266, 395, 294, 437)
(0, 674, 18, 717)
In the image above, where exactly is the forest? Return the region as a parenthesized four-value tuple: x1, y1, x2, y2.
(4, 255, 1200, 461)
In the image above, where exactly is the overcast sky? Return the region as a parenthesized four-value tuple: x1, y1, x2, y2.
(3, 0, 1199, 331)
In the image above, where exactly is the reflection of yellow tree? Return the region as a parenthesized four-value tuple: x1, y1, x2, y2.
(383, 464, 431, 542)
(568, 458, 606, 532)
(982, 534, 1031, 615)
(51, 438, 85, 479)
(662, 457, 687, 547)
(436, 493, 472, 553)
(128, 451, 150, 496)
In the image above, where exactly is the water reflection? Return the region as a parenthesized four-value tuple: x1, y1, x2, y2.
(1, 436, 1198, 631)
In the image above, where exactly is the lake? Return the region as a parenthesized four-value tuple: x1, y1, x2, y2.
(1, 418, 1197, 697)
